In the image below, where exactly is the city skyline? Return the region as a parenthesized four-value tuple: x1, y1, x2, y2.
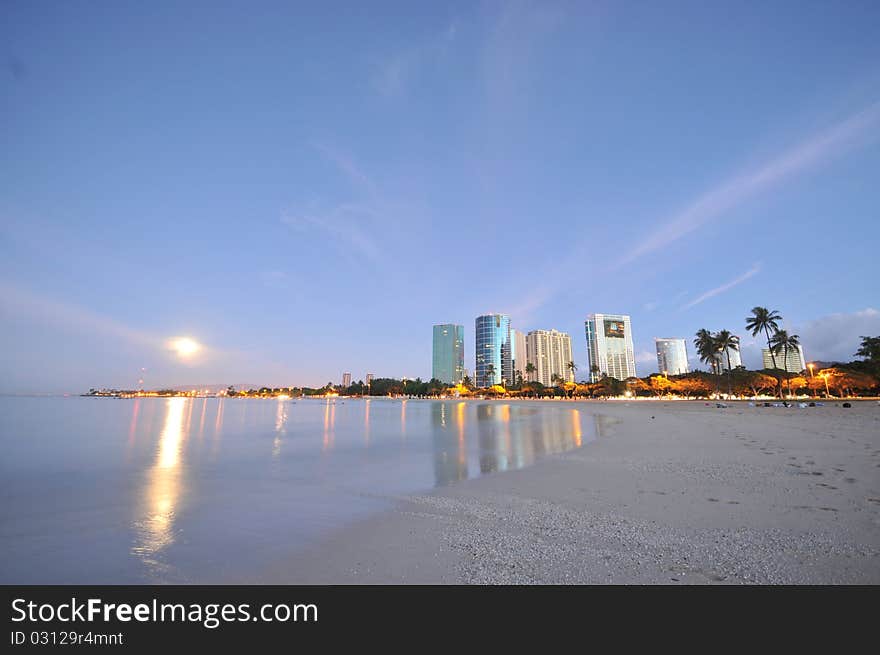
(2, 3, 879, 392)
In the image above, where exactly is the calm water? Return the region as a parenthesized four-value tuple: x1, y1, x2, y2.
(0, 396, 602, 583)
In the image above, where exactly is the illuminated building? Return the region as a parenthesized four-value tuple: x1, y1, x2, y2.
(342, 372, 351, 387)
(655, 338, 689, 375)
(475, 314, 512, 387)
(584, 314, 636, 381)
(512, 329, 527, 384)
(526, 329, 574, 385)
(762, 345, 805, 373)
(714, 339, 743, 371)
(432, 324, 465, 384)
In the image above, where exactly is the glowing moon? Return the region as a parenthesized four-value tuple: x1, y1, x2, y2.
(168, 337, 201, 359)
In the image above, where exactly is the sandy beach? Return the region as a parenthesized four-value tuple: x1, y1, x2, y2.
(273, 400, 880, 584)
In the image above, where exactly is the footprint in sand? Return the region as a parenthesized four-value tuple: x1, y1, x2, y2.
(845, 478, 857, 484)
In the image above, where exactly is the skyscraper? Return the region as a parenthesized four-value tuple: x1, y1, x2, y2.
(655, 338, 689, 376)
(714, 339, 743, 371)
(526, 329, 574, 385)
(342, 372, 351, 387)
(762, 345, 805, 373)
(475, 314, 512, 387)
(512, 329, 527, 384)
(432, 324, 465, 384)
(584, 314, 636, 382)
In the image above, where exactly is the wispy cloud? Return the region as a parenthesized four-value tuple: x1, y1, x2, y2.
(372, 21, 459, 98)
(681, 263, 762, 310)
(280, 209, 382, 265)
(312, 142, 379, 199)
(621, 100, 880, 266)
(0, 279, 160, 347)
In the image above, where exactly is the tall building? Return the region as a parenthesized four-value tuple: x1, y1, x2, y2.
(432, 324, 465, 384)
(526, 329, 574, 386)
(584, 314, 636, 382)
(714, 339, 743, 371)
(655, 338, 689, 376)
(762, 345, 805, 373)
(342, 372, 351, 387)
(366, 373, 374, 384)
(512, 329, 527, 384)
(475, 313, 512, 387)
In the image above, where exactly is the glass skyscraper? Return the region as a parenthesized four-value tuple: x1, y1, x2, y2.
(584, 313, 636, 382)
(432, 324, 464, 384)
(475, 314, 512, 387)
(655, 338, 689, 376)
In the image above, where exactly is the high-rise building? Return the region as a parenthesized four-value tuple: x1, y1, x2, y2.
(584, 314, 636, 382)
(342, 372, 351, 387)
(713, 339, 743, 371)
(432, 324, 465, 384)
(655, 338, 689, 376)
(475, 314, 512, 387)
(512, 329, 527, 384)
(366, 373, 374, 384)
(526, 329, 574, 386)
(762, 345, 805, 373)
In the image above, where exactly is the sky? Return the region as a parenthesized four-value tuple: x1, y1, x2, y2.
(2, 0, 879, 392)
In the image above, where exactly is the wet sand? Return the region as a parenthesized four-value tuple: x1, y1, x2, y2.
(272, 400, 880, 584)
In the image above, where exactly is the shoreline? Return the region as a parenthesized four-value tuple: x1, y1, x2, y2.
(265, 401, 880, 584)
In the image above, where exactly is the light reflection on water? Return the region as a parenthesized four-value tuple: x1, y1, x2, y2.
(131, 397, 187, 578)
(0, 397, 604, 583)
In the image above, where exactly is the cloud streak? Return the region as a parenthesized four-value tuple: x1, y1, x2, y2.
(621, 100, 880, 266)
(0, 279, 160, 348)
(281, 209, 383, 265)
(372, 21, 459, 98)
(681, 263, 762, 310)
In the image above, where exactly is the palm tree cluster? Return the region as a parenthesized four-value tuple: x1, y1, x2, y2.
(746, 306, 801, 396)
(696, 306, 802, 398)
(693, 328, 740, 397)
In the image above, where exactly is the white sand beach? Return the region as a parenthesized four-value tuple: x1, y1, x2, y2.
(274, 400, 880, 584)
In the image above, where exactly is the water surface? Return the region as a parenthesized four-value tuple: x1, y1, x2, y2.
(0, 396, 601, 583)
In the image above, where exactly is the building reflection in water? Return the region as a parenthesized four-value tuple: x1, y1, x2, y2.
(431, 402, 468, 486)
(131, 397, 188, 577)
(429, 401, 587, 485)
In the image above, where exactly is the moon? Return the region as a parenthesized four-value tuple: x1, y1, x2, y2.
(168, 337, 201, 359)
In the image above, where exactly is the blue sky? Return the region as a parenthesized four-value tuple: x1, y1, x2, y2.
(2, 1, 879, 392)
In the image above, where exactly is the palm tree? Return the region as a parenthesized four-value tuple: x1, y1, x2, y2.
(484, 363, 496, 388)
(590, 363, 600, 382)
(694, 329, 720, 396)
(694, 329, 717, 374)
(769, 330, 800, 398)
(525, 362, 536, 382)
(715, 330, 739, 398)
(746, 307, 782, 370)
(567, 361, 577, 382)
